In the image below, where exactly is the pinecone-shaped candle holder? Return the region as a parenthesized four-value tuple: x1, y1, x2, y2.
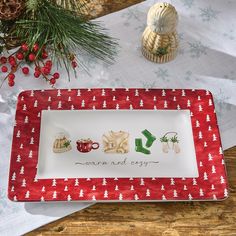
(141, 2, 178, 63)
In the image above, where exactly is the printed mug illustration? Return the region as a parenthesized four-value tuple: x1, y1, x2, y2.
(103, 131, 129, 153)
(135, 129, 156, 155)
(53, 132, 72, 153)
(76, 139, 99, 153)
(160, 132, 180, 154)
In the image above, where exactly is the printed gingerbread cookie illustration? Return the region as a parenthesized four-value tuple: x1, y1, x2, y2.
(53, 132, 72, 153)
(102, 131, 129, 154)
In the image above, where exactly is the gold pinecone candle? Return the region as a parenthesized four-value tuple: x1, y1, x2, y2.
(141, 2, 178, 63)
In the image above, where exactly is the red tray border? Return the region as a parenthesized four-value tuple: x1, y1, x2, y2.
(8, 88, 228, 202)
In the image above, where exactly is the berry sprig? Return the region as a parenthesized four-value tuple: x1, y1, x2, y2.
(0, 43, 78, 88)
(1, 55, 19, 87)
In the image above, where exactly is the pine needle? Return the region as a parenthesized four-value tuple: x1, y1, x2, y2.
(14, 0, 118, 73)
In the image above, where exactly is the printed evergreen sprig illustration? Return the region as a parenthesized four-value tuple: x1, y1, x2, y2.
(63, 140, 71, 148)
(170, 135, 179, 143)
(155, 44, 170, 56)
(160, 136, 169, 143)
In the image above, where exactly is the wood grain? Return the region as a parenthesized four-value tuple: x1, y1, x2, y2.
(26, 1, 236, 235)
(26, 147, 236, 236)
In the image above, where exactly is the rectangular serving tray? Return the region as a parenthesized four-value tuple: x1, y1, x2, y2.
(8, 88, 228, 202)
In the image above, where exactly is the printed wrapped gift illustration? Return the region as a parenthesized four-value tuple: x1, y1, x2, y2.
(102, 131, 129, 153)
(53, 132, 72, 153)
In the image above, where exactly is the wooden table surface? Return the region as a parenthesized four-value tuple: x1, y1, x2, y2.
(27, 1, 236, 235)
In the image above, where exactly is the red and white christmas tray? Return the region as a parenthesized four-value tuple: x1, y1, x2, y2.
(8, 88, 228, 202)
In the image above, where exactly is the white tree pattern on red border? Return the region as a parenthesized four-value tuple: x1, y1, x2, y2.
(8, 89, 228, 202)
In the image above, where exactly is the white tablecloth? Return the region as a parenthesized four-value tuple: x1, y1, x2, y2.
(0, 0, 236, 235)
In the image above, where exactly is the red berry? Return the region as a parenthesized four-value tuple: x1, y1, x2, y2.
(33, 43, 39, 52)
(8, 73, 15, 80)
(50, 78, 56, 85)
(9, 59, 16, 66)
(8, 80, 15, 87)
(16, 52, 24, 60)
(45, 64, 52, 71)
(34, 71, 41, 78)
(22, 67, 29, 75)
(53, 72, 60, 79)
(1, 66, 8, 73)
(45, 66, 52, 72)
(42, 52, 48, 59)
(28, 53, 36, 61)
(41, 66, 50, 75)
(8, 56, 15, 62)
(72, 61, 77, 68)
(8, 77, 14, 83)
(45, 60, 52, 67)
(35, 66, 41, 72)
(0, 56, 7, 64)
(21, 43, 29, 52)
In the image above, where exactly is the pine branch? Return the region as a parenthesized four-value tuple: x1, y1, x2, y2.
(14, 0, 118, 71)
